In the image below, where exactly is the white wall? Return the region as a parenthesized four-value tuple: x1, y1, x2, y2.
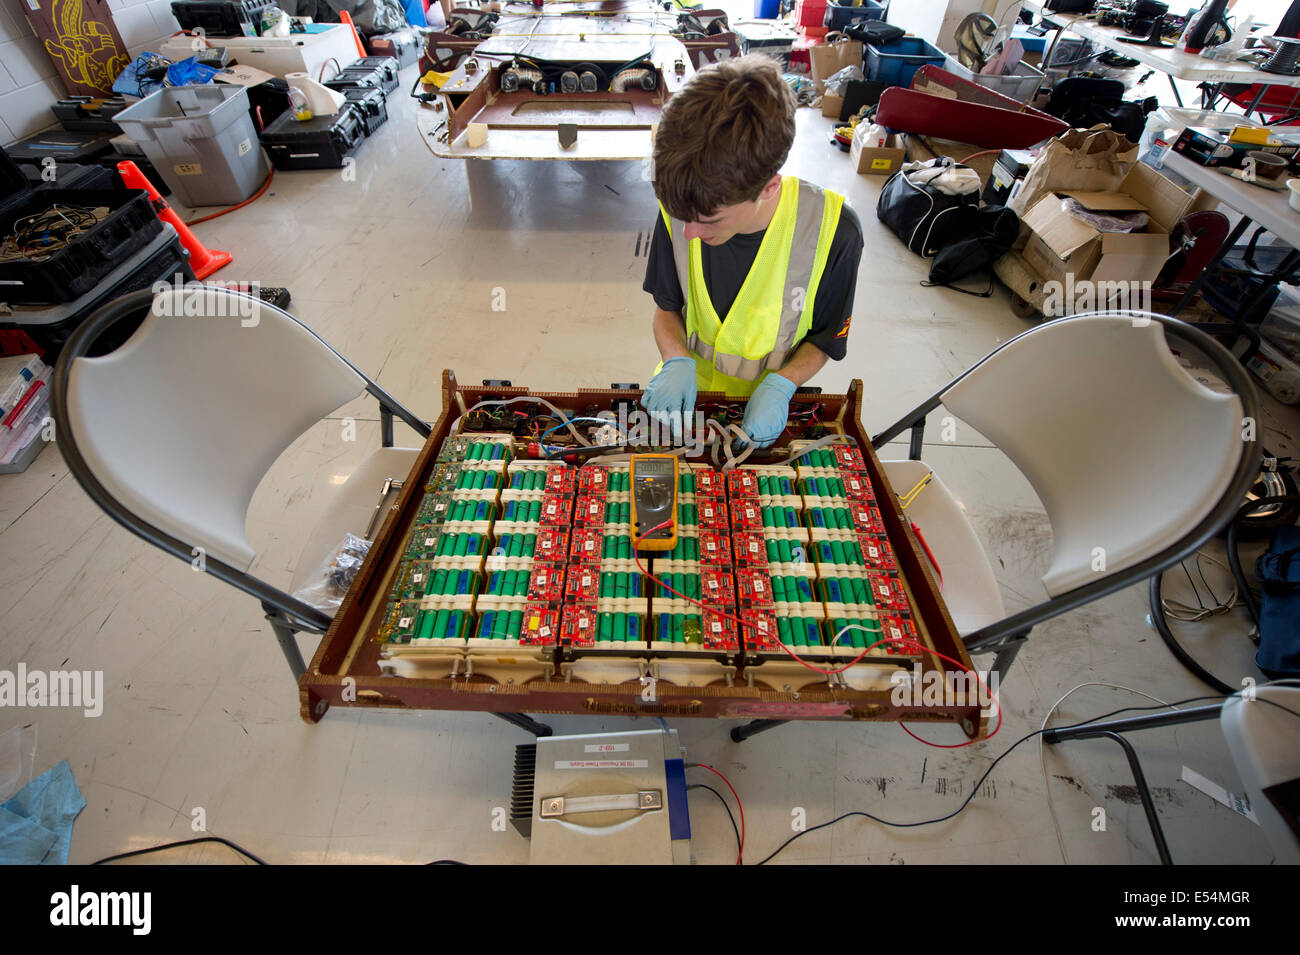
(1, 0, 181, 146)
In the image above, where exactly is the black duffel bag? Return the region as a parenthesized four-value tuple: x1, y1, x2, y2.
(876, 157, 981, 257)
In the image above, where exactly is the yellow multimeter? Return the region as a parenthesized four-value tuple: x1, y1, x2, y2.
(631, 454, 679, 551)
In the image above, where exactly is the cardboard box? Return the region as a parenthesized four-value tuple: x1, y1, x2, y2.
(822, 93, 845, 119)
(851, 131, 905, 175)
(1018, 161, 1192, 289)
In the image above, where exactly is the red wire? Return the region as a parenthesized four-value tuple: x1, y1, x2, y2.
(693, 763, 744, 864)
(633, 519, 1001, 747)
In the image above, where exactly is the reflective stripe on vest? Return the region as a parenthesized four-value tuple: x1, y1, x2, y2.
(660, 177, 843, 396)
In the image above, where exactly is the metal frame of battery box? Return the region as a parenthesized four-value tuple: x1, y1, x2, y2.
(298, 369, 981, 734)
(418, 4, 739, 161)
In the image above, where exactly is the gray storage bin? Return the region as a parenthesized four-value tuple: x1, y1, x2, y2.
(114, 84, 269, 207)
(942, 54, 1045, 105)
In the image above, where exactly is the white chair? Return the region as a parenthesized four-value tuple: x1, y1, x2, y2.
(873, 311, 1262, 679)
(50, 286, 431, 679)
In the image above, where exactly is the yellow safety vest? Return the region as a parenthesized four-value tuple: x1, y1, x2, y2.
(658, 176, 844, 397)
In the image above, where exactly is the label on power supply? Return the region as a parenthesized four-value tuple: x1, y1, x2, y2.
(554, 760, 649, 770)
(583, 743, 630, 753)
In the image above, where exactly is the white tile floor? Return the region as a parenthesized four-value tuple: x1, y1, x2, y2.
(2, 64, 1298, 864)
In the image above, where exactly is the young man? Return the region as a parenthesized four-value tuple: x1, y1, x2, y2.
(642, 54, 863, 447)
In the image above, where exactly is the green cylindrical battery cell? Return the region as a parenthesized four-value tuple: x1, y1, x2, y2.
(429, 568, 449, 595)
(776, 616, 793, 647)
(523, 533, 537, 557)
(447, 611, 463, 640)
(761, 505, 774, 528)
(600, 571, 614, 597)
(688, 504, 698, 525)
(766, 539, 780, 562)
(668, 614, 679, 643)
(847, 540, 864, 564)
(431, 609, 450, 640)
(436, 534, 453, 557)
(795, 577, 813, 602)
(805, 619, 823, 646)
(628, 615, 641, 641)
(855, 577, 873, 606)
(616, 572, 629, 599)
(507, 610, 523, 639)
(598, 612, 613, 642)
(514, 570, 530, 596)
(613, 612, 628, 641)
(416, 611, 437, 642)
(777, 539, 793, 563)
(525, 500, 537, 522)
(691, 574, 703, 599)
(771, 574, 788, 603)
(810, 507, 825, 529)
(829, 540, 847, 565)
(623, 502, 632, 524)
(490, 610, 506, 639)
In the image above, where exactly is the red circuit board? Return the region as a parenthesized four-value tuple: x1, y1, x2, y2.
(732, 532, 768, 566)
(526, 562, 566, 603)
(569, 527, 603, 563)
(736, 567, 776, 609)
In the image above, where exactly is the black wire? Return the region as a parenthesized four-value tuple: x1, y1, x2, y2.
(752, 692, 1294, 866)
(687, 783, 740, 859)
(91, 836, 267, 865)
(426, 859, 467, 865)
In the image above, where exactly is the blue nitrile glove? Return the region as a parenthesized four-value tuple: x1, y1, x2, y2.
(642, 357, 697, 444)
(740, 373, 798, 448)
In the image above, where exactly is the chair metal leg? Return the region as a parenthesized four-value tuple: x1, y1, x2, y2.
(263, 604, 306, 680)
(988, 632, 1029, 684)
(1043, 705, 1223, 865)
(730, 719, 787, 743)
(493, 712, 553, 736)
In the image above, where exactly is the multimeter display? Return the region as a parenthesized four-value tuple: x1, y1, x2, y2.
(632, 454, 678, 550)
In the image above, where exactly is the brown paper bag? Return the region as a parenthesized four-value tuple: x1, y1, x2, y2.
(1009, 125, 1139, 217)
(811, 38, 864, 96)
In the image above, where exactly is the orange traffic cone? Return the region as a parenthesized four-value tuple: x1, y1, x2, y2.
(117, 161, 232, 279)
(338, 10, 368, 59)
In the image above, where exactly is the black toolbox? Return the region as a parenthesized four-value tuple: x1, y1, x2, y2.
(260, 107, 366, 170)
(52, 97, 128, 133)
(4, 131, 115, 165)
(368, 29, 422, 68)
(324, 60, 399, 95)
(341, 87, 388, 137)
(18, 162, 116, 191)
(0, 223, 193, 359)
(170, 0, 275, 37)
(0, 149, 163, 305)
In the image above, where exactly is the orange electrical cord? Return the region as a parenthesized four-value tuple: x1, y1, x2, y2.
(184, 166, 275, 226)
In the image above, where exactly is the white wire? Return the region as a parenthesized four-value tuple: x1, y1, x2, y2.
(1038, 682, 1179, 865)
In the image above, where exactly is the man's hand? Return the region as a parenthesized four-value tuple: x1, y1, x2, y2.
(641, 356, 697, 443)
(741, 373, 797, 448)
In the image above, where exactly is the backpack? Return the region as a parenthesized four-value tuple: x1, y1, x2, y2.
(1256, 525, 1300, 678)
(876, 158, 981, 257)
(924, 206, 1021, 296)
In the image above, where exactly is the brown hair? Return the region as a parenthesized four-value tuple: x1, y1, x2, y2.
(652, 55, 796, 222)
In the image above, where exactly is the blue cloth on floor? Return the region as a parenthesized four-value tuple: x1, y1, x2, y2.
(0, 760, 85, 864)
